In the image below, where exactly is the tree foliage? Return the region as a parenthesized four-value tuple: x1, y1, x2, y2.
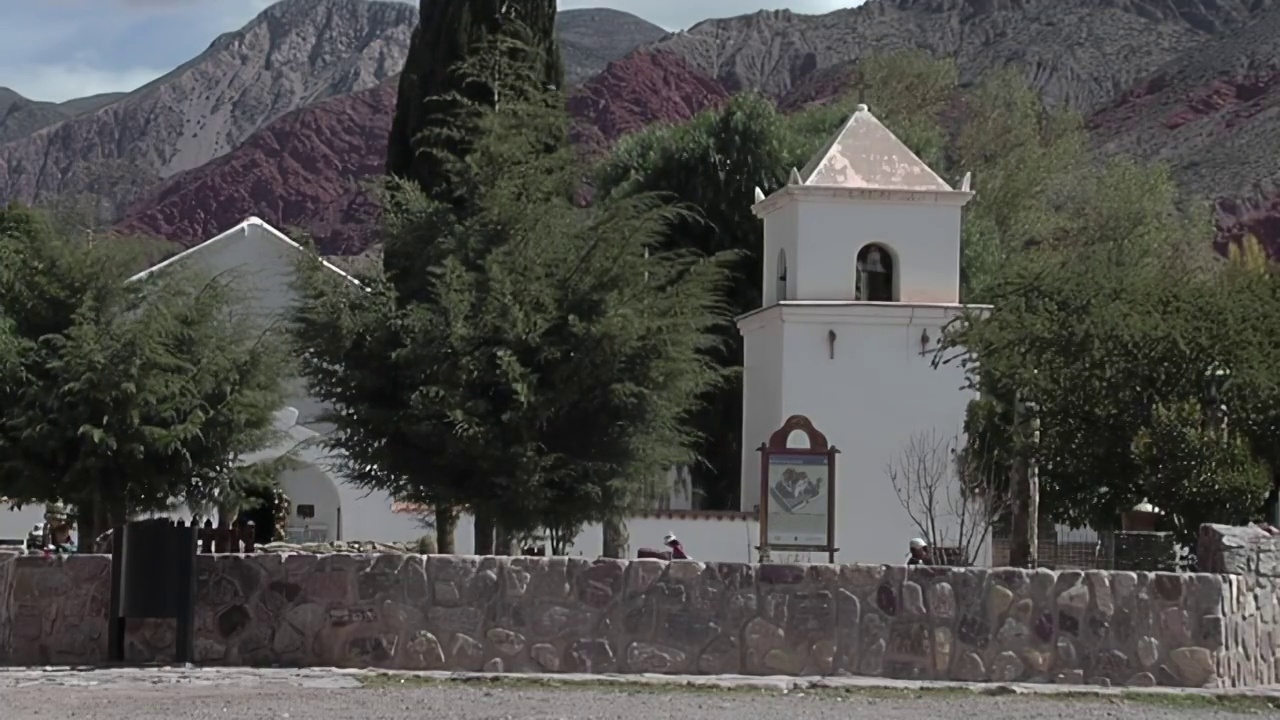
(296, 36, 733, 552)
(0, 203, 293, 535)
(941, 162, 1280, 543)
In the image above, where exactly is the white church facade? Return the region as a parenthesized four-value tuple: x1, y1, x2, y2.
(739, 104, 990, 566)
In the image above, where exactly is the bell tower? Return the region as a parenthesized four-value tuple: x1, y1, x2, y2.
(739, 104, 986, 565)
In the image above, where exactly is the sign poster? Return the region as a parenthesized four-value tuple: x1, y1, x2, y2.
(765, 453, 830, 547)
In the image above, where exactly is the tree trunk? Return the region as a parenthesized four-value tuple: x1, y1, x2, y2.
(1008, 455, 1031, 568)
(218, 502, 242, 528)
(435, 506, 458, 554)
(474, 510, 496, 556)
(602, 515, 629, 559)
(494, 525, 514, 556)
(75, 498, 97, 553)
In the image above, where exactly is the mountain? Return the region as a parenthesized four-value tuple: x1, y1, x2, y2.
(117, 51, 729, 254)
(0, 88, 67, 145)
(557, 8, 668, 86)
(116, 81, 396, 256)
(27, 0, 1280, 255)
(0, 89, 126, 145)
(1087, 4, 1280, 250)
(0, 0, 418, 217)
(568, 51, 729, 152)
(653, 0, 1272, 111)
(0, 1, 663, 224)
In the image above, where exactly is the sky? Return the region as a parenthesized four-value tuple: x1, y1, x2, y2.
(0, 0, 860, 103)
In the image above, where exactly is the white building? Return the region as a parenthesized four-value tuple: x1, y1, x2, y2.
(136, 218, 428, 543)
(0, 219, 425, 545)
(738, 104, 991, 565)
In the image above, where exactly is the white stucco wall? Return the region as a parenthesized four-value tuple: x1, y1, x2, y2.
(441, 512, 759, 562)
(739, 301, 988, 567)
(0, 504, 44, 544)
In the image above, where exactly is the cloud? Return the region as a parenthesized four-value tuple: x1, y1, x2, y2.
(0, 63, 169, 103)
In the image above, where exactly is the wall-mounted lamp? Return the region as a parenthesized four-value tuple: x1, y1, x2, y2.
(827, 329, 837, 359)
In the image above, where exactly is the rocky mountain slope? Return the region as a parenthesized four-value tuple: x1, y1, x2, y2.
(118, 51, 728, 253)
(1088, 3, 1280, 249)
(557, 8, 668, 86)
(0, 89, 125, 145)
(568, 51, 729, 152)
(654, 0, 1275, 112)
(0, 0, 418, 215)
(116, 81, 396, 256)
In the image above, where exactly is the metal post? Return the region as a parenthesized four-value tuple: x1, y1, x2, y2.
(1008, 391, 1038, 569)
(1028, 411, 1040, 569)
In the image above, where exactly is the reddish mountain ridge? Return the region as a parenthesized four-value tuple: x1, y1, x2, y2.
(118, 52, 729, 254)
(1087, 4, 1280, 253)
(568, 50, 730, 152)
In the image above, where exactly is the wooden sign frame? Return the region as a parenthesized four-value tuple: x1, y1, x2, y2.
(757, 415, 840, 563)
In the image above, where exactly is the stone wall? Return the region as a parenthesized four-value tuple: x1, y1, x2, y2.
(0, 550, 1238, 687)
(1198, 524, 1280, 686)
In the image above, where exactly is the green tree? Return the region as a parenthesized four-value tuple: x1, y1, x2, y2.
(0, 203, 293, 545)
(384, 6, 564, 546)
(942, 161, 1280, 546)
(597, 92, 796, 510)
(296, 38, 732, 557)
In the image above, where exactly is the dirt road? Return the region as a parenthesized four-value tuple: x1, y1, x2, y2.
(2, 668, 1275, 719)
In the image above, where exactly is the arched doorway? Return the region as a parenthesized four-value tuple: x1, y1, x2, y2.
(235, 486, 282, 545)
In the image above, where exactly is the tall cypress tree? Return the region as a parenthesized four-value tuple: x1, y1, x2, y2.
(385, 0, 563, 307)
(380, 1, 563, 551)
(386, 0, 562, 201)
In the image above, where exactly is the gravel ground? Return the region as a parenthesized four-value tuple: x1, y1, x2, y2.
(2, 668, 1277, 720)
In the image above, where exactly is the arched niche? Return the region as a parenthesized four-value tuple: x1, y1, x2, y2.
(776, 248, 788, 302)
(855, 242, 897, 302)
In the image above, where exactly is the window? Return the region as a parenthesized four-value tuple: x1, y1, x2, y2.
(296, 504, 316, 519)
(855, 243, 895, 301)
(776, 249, 788, 302)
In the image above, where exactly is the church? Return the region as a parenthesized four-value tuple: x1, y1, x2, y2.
(3, 105, 990, 563)
(738, 103, 989, 566)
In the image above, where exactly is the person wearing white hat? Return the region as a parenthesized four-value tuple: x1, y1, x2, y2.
(907, 537, 931, 566)
(663, 531, 691, 560)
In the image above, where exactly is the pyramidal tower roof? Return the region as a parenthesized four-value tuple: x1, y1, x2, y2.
(798, 104, 954, 192)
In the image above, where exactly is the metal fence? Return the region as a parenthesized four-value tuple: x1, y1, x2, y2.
(990, 525, 1182, 571)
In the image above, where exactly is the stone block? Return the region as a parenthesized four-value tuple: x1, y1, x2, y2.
(1198, 524, 1269, 575)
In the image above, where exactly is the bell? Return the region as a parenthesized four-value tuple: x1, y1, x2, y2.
(860, 248, 886, 274)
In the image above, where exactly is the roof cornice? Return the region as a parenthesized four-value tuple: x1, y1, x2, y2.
(751, 184, 974, 217)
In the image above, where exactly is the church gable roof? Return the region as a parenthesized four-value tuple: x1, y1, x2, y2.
(127, 216, 360, 287)
(798, 104, 953, 193)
